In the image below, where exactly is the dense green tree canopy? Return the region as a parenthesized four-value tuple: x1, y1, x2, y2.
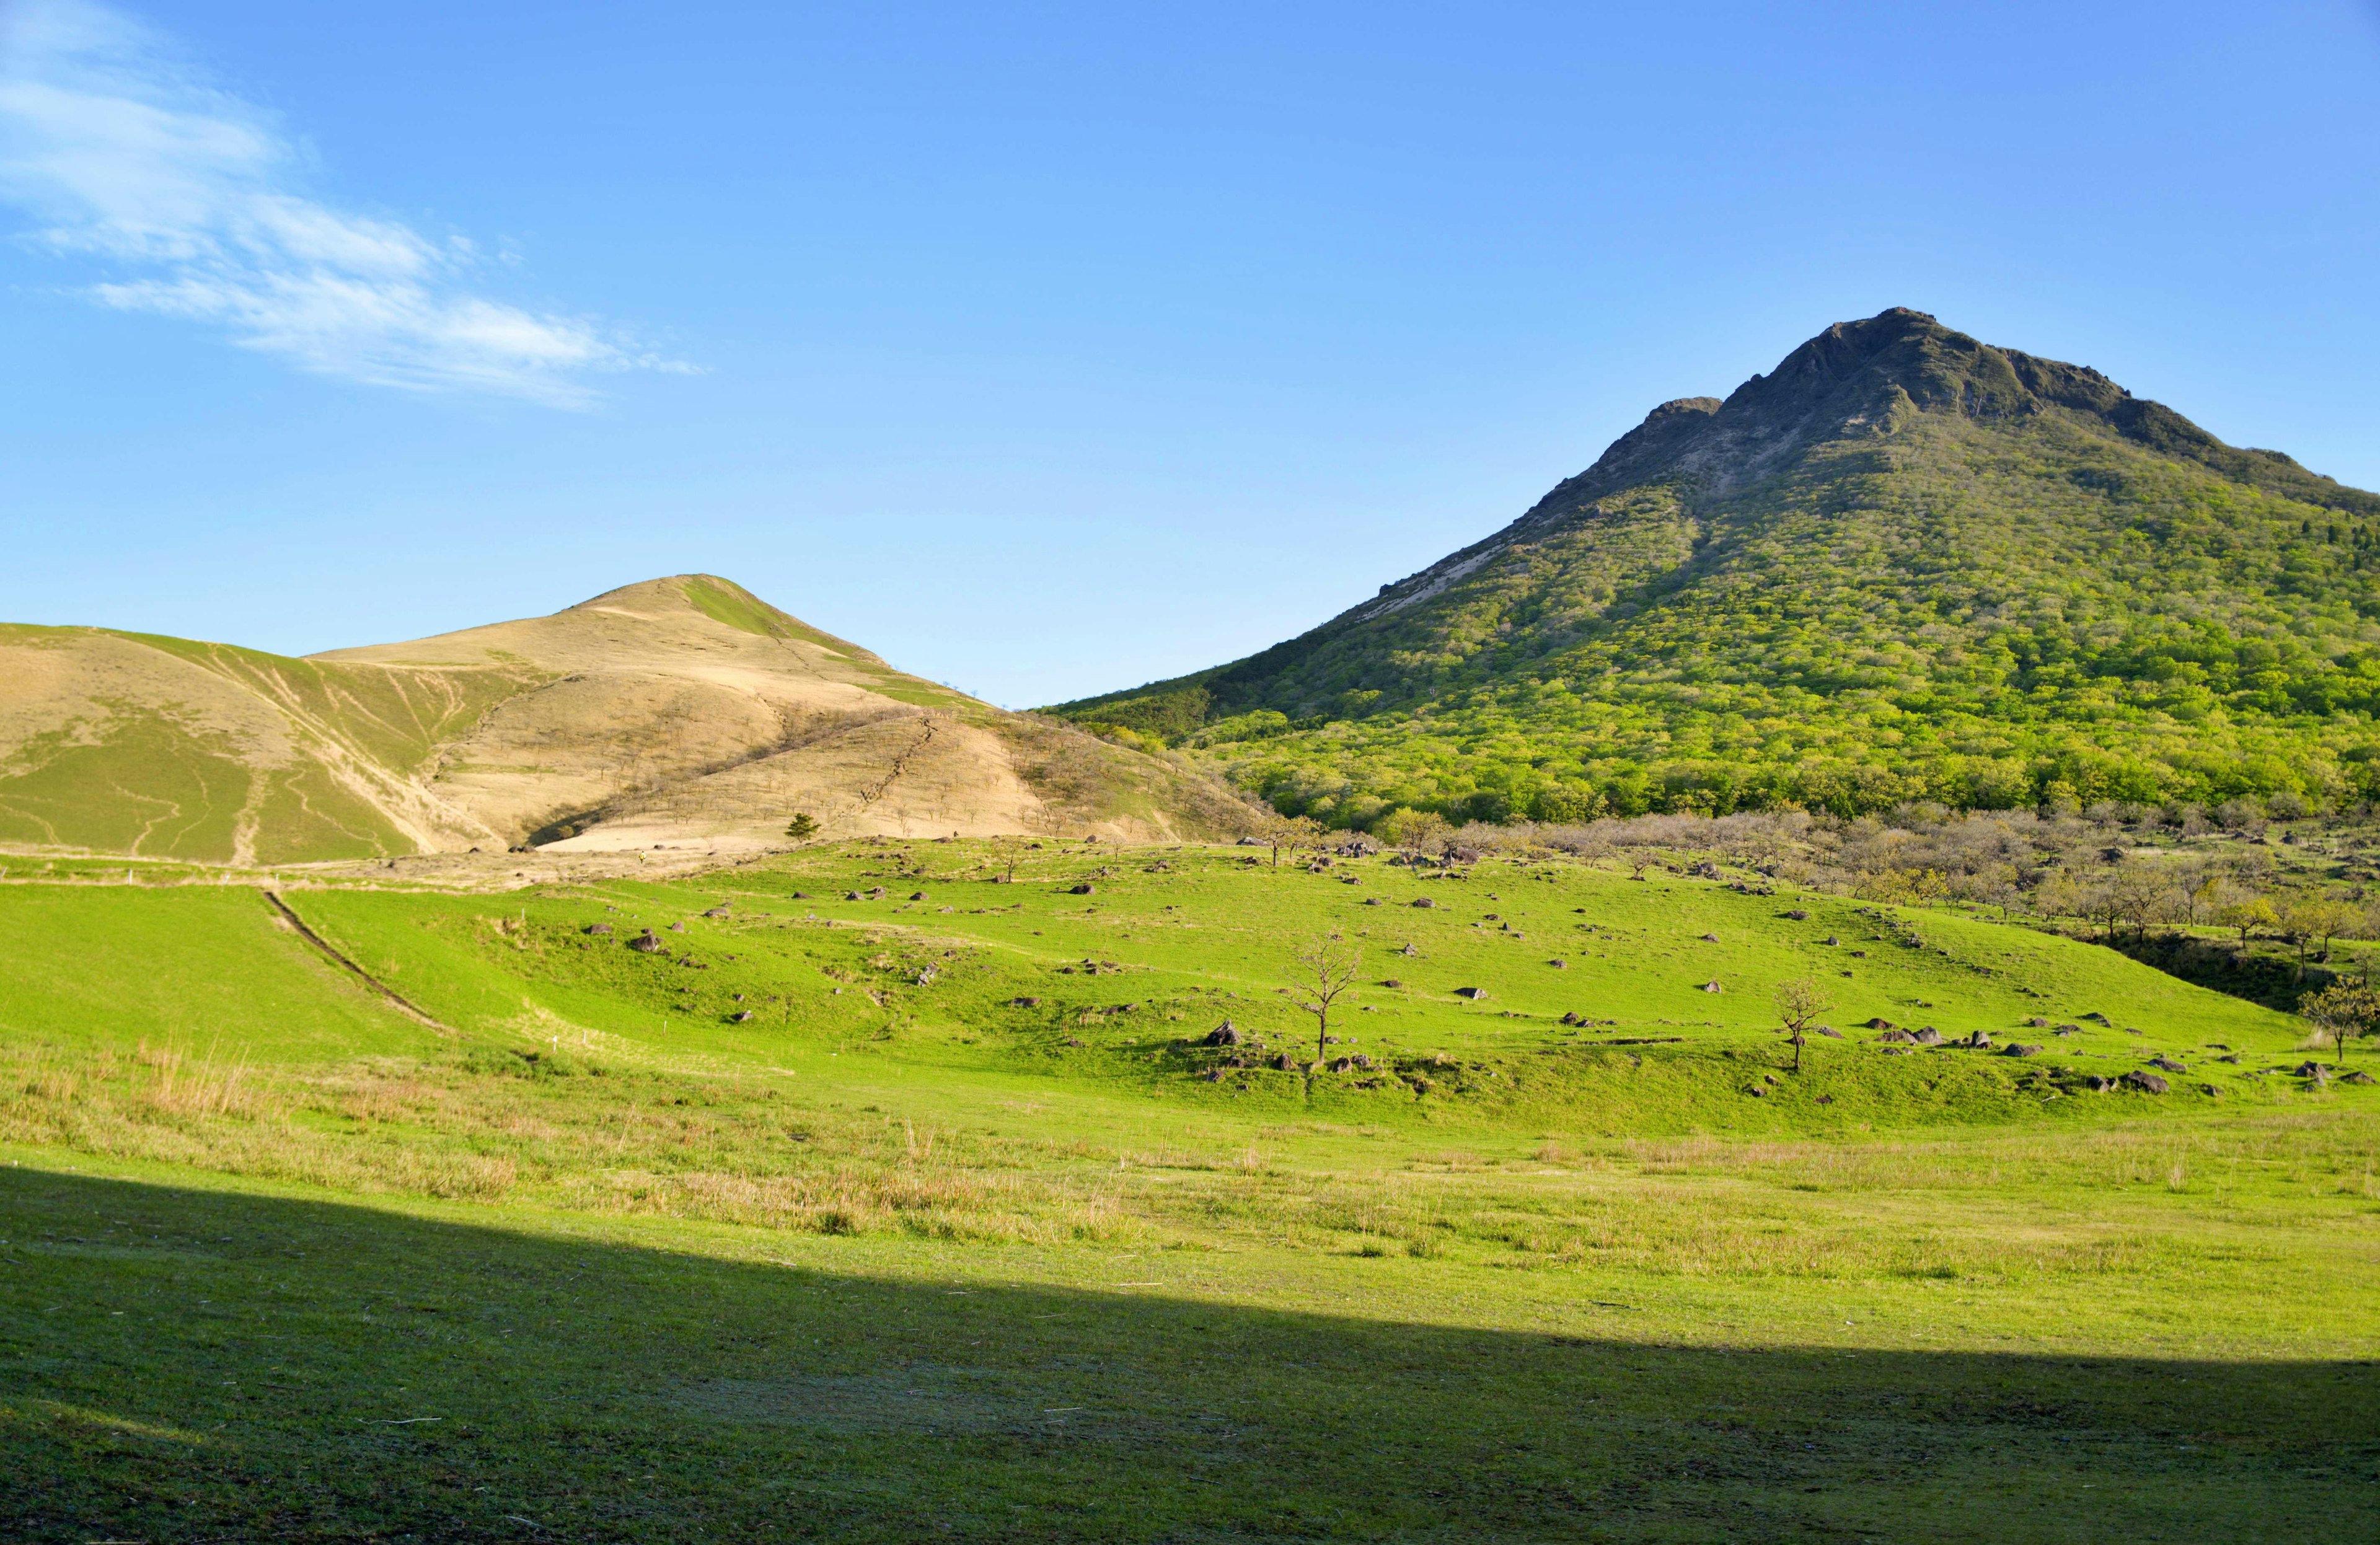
(1052, 311, 2380, 827)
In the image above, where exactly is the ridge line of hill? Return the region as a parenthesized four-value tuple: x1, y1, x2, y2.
(1047, 309, 2380, 830)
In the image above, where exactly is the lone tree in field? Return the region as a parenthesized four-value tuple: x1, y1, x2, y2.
(1286, 930, 1364, 1067)
(1257, 812, 1324, 869)
(785, 812, 819, 842)
(2300, 980, 2379, 1062)
(1379, 808, 1452, 856)
(1774, 975, 1834, 1075)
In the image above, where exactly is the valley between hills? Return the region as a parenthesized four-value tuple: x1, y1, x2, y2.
(4, 310, 2376, 1543)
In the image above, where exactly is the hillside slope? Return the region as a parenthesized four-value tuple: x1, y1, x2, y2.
(1051, 310, 2380, 825)
(0, 576, 1245, 862)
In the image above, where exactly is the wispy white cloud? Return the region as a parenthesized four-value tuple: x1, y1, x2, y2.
(0, 0, 689, 406)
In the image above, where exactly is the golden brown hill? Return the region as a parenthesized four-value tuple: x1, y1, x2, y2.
(0, 576, 1245, 863)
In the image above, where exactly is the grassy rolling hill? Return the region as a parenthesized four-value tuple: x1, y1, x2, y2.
(1052, 309, 2380, 826)
(0, 576, 1243, 864)
(3, 840, 2374, 1540)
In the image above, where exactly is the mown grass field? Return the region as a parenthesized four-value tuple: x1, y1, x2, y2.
(2, 839, 2376, 1541)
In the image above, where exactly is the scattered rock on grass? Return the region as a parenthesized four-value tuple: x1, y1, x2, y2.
(1204, 1021, 1241, 1046)
(628, 930, 666, 954)
(1999, 1043, 2044, 1057)
(1455, 987, 1489, 1000)
(1911, 1028, 1943, 1045)
(2149, 1056, 2187, 1073)
(1864, 1018, 1896, 1031)
(584, 922, 613, 936)
(1875, 1029, 1916, 1044)
(2342, 1070, 2376, 1086)
(2122, 1070, 2170, 1094)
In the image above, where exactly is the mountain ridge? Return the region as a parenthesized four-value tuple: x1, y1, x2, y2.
(1051, 309, 2380, 825)
(0, 575, 1245, 863)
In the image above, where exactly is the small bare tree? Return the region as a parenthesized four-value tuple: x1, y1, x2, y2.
(1774, 975, 1834, 1075)
(1286, 931, 1364, 1066)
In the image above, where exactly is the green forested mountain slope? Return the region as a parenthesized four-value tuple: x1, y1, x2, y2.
(1052, 309, 2380, 825)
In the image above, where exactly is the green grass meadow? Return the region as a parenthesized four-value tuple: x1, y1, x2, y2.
(2, 840, 2375, 1541)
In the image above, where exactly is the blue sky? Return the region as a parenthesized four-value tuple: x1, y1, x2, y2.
(3, 1, 2377, 706)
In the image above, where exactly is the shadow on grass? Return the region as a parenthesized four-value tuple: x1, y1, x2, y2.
(1, 1168, 2372, 1544)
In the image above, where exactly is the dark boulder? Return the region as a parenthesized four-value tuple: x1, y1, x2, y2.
(2122, 1070, 2170, 1094)
(1204, 1022, 1241, 1046)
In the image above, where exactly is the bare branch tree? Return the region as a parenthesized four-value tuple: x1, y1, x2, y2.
(1285, 931, 1364, 1067)
(1773, 975, 1834, 1075)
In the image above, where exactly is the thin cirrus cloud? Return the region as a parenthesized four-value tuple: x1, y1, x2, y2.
(0, 0, 689, 407)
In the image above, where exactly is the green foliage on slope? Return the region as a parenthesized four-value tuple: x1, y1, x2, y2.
(1053, 311, 2380, 827)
